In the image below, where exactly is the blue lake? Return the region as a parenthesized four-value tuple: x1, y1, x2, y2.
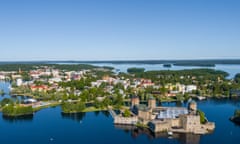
(0, 81, 240, 144)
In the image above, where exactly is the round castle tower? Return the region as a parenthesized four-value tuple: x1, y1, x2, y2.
(188, 100, 197, 112)
(131, 96, 140, 107)
(148, 96, 156, 109)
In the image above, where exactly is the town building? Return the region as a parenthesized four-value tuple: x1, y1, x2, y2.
(16, 78, 23, 86)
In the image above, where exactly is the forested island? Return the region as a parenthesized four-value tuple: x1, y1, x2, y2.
(2, 104, 33, 117)
(127, 67, 145, 73)
(230, 109, 240, 124)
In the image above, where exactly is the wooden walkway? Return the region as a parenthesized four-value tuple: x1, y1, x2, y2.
(108, 109, 117, 118)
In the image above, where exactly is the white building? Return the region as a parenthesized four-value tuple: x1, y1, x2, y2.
(186, 85, 197, 93)
(16, 78, 23, 86)
(49, 77, 62, 84)
(0, 75, 5, 80)
(52, 70, 59, 77)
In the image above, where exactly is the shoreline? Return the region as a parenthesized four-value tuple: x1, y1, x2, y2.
(1, 95, 238, 115)
(2, 113, 34, 117)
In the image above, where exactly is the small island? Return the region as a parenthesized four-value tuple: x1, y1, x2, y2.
(2, 104, 33, 117)
(127, 67, 145, 73)
(230, 109, 240, 124)
(163, 63, 172, 68)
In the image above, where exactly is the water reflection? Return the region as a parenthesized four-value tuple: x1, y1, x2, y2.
(61, 112, 86, 122)
(94, 111, 100, 116)
(2, 114, 33, 123)
(101, 111, 110, 118)
(115, 124, 200, 144)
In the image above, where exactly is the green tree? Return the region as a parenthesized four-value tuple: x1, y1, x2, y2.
(197, 110, 206, 124)
(61, 101, 86, 113)
(123, 109, 131, 117)
(234, 109, 240, 117)
(0, 98, 14, 107)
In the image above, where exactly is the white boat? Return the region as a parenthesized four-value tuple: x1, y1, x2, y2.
(167, 131, 173, 136)
(197, 96, 206, 100)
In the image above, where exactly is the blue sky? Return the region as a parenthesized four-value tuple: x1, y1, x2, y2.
(0, 0, 239, 61)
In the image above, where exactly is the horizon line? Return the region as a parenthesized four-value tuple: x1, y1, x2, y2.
(1, 58, 240, 62)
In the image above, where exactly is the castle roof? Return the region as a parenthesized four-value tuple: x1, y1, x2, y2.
(148, 95, 155, 100)
(189, 100, 197, 104)
(131, 95, 139, 99)
(137, 104, 150, 112)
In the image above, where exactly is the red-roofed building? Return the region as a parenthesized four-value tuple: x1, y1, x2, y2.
(30, 85, 49, 92)
(141, 79, 155, 88)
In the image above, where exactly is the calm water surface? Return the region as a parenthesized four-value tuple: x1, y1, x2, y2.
(0, 81, 240, 143)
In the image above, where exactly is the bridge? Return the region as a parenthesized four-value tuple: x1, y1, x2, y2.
(230, 90, 240, 97)
(108, 109, 117, 118)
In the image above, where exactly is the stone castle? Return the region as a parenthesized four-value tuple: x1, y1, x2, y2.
(113, 96, 215, 134)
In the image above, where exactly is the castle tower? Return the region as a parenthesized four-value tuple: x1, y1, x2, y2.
(131, 95, 140, 107)
(148, 96, 156, 109)
(188, 100, 197, 112)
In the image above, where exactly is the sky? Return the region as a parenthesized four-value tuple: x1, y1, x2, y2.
(0, 0, 240, 61)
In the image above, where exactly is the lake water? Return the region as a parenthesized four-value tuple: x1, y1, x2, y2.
(0, 98, 240, 144)
(0, 82, 240, 144)
(89, 63, 240, 79)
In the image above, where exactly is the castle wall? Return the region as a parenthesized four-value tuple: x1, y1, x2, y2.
(149, 120, 171, 132)
(170, 118, 181, 127)
(138, 110, 151, 120)
(201, 122, 215, 131)
(180, 115, 203, 133)
(114, 116, 138, 125)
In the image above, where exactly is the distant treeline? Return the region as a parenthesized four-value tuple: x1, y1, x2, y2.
(0, 64, 114, 71)
(127, 67, 145, 73)
(133, 69, 229, 84)
(1, 59, 240, 65)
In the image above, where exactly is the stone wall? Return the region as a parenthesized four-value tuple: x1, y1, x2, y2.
(138, 110, 151, 120)
(114, 116, 138, 125)
(170, 118, 181, 127)
(180, 115, 201, 132)
(148, 99, 156, 109)
(201, 122, 215, 131)
(149, 120, 171, 132)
